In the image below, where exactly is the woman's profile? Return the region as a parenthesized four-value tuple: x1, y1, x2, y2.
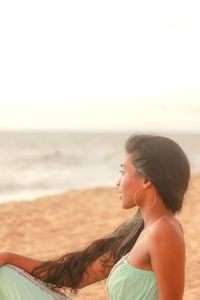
(0, 134, 190, 300)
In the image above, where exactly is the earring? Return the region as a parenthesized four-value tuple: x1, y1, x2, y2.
(134, 187, 157, 208)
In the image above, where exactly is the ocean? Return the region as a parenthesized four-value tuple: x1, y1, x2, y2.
(0, 131, 199, 203)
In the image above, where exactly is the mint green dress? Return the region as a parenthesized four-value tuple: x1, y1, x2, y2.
(106, 253, 158, 300)
(0, 264, 74, 300)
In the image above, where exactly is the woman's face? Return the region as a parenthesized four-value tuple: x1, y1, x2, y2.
(116, 152, 145, 209)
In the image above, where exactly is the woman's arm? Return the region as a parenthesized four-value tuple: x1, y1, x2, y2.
(149, 219, 186, 300)
(0, 251, 114, 287)
(0, 252, 43, 274)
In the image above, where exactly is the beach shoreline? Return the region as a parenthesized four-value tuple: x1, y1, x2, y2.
(0, 175, 199, 299)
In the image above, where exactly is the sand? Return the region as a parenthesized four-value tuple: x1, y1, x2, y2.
(0, 175, 199, 300)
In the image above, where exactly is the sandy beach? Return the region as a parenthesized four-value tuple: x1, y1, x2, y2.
(0, 175, 199, 300)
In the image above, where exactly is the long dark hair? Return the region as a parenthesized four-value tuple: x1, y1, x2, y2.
(32, 134, 190, 295)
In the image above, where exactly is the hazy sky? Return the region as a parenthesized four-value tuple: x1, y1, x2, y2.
(0, 1, 200, 131)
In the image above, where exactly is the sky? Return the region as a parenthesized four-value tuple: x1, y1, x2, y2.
(0, 0, 200, 132)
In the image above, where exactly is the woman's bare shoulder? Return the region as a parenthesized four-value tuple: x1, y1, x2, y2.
(147, 215, 186, 267)
(149, 215, 184, 241)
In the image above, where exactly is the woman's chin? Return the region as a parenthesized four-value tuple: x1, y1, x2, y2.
(122, 202, 131, 209)
(122, 201, 137, 210)
(119, 195, 136, 209)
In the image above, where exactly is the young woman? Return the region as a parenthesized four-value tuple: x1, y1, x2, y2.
(0, 134, 190, 300)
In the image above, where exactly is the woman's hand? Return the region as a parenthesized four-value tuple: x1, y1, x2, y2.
(0, 252, 9, 267)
